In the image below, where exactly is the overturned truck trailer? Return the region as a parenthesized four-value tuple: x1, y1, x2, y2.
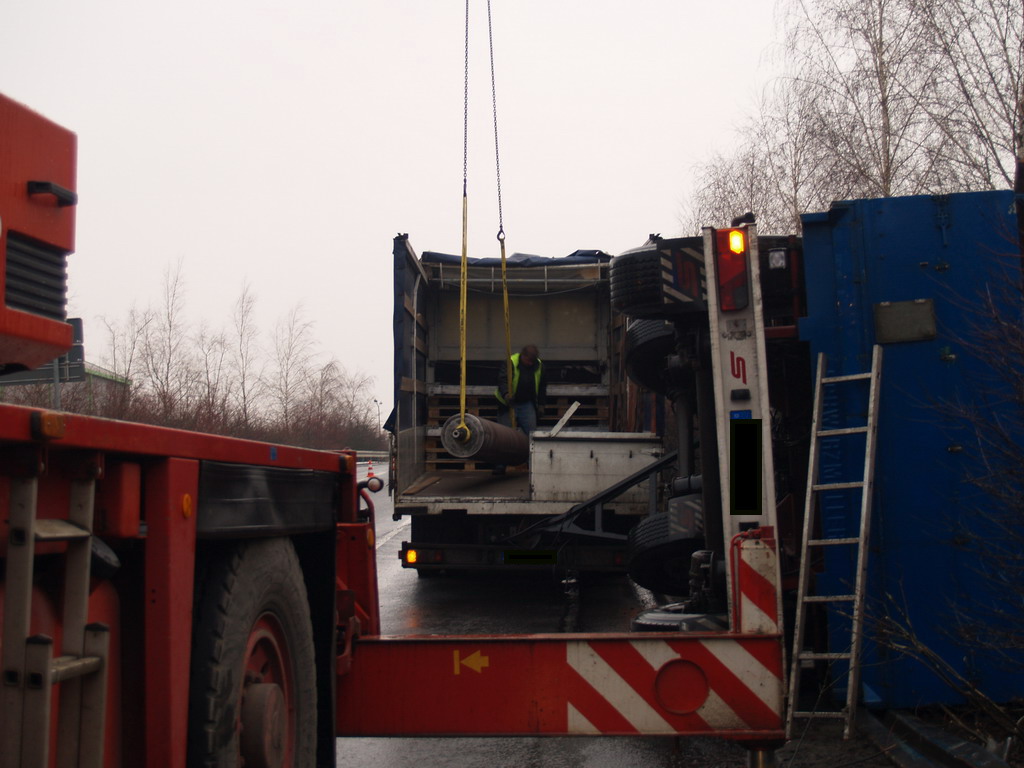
(388, 236, 667, 573)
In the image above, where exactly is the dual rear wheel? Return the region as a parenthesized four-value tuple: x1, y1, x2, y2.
(188, 538, 317, 768)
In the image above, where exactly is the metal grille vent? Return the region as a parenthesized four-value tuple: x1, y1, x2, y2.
(5, 231, 68, 321)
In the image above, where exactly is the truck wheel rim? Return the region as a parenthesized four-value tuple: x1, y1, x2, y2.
(240, 612, 294, 768)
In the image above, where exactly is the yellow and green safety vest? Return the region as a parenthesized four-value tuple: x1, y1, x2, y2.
(495, 353, 543, 406)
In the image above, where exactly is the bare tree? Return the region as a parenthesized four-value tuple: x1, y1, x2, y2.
(141, 261, 199, 425)
(230, 283, 264, 435)
(336, 367, 384, 449)
(682, 145, 786, 234)
(20, 266, 386, 450)
(268, 305, 315, 438)
(782, 0, 942, 198)
(907, 0, 1024, 192)
(683, 0, 1021, 234)
(294, 359, 345, 449)
(193, 322, 231, 433)
(752, 79, 855, 230)
(99, 306, 153, 419)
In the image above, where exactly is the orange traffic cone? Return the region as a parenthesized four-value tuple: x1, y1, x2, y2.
(367, 460, 375, 477)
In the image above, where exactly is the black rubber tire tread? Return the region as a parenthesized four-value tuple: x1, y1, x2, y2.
(610, 270, 662, 294)
(625, 317, 675, 351)
(188, 538, 317, 767)
(610, 249, 663, 312)
(626, 508, 702, 595)
(624, 319, 676, 394)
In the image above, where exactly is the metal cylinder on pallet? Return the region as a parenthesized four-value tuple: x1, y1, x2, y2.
(440, 413, 529, 466)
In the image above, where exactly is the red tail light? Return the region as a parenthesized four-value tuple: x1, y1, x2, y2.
(714, 228, 750, 311)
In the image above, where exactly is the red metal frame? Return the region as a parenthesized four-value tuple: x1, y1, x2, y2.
(0, 404, 365, 768)
(0, 405, 345, 472)
(143, 458, 198, 768)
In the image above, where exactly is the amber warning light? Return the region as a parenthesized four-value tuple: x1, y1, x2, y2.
(402, 547, 444, 566)
(715, 228, 750, 311)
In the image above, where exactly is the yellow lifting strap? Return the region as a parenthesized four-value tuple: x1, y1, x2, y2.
(455, 0, 471, 439)
(498, 229, 516, 430)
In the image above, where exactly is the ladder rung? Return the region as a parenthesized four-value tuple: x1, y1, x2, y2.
(804, 594, 855, 603)
(822, 372, 872, 383)
(809, 537, 860, 546)
(817, 426, 868, 437)
(791, 710, 847, 720)
(34, 519, 90, 542)
(812, 482, 864, 491)
(50, 655, 101, 684)
(799, 651, 852, 661)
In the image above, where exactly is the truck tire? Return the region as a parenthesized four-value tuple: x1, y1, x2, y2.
(610, 247, 663, 314)
(188, 538, 317, 768)
(626, 495, 704, 595)
(624, 319, 676, 394)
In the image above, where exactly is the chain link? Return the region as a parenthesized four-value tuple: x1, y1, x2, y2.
(487, 0, 504, 238)
(463, 0, 470, 193)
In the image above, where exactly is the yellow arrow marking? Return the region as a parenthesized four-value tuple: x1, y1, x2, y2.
(453, 649, 490, 675)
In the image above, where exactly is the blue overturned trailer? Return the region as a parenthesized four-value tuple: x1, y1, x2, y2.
(798, 190, 1024, 708)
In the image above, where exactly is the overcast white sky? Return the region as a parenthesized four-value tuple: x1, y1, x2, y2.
(1, 1, 780, 409)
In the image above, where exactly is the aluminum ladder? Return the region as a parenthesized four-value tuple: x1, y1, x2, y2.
(786, 345, 882, 740)
(2, 460, 110, 768)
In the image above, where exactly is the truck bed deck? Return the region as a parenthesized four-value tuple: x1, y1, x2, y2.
(400, 469, 530, 499)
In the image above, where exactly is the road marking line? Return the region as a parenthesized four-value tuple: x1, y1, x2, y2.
(375, 519, 410, 550)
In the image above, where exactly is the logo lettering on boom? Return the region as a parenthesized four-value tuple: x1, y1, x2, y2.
(730, 352, 747, 384)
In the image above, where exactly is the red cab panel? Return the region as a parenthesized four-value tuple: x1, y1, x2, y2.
(0, 93, 77, 370)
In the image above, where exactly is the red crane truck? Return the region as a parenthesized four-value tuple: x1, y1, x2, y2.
(0, 93, 788, 767)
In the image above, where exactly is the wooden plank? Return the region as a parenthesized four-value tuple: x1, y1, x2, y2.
(400, 377, 425, 395)
(403, 294, 428, 330)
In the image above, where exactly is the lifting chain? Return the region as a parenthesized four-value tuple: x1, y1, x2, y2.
(487, 0, 516, 430)
(457, 0, 516, 436)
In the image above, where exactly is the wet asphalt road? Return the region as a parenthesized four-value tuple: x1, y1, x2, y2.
(335, 467, 751, 767)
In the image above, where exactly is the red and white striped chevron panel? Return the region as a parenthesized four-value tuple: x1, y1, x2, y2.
(338, 633, 785, 740)
(731, 528, 782, 635)
(564, 637, 784, 735)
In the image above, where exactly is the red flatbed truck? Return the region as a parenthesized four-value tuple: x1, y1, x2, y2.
(0, 93, 789, 767)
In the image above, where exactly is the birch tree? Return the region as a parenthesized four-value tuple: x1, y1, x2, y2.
(783, 0, 942, 198)
(908, 0, 1024, 192)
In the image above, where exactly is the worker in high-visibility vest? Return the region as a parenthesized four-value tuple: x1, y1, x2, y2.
(493, 345, 546, 474)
